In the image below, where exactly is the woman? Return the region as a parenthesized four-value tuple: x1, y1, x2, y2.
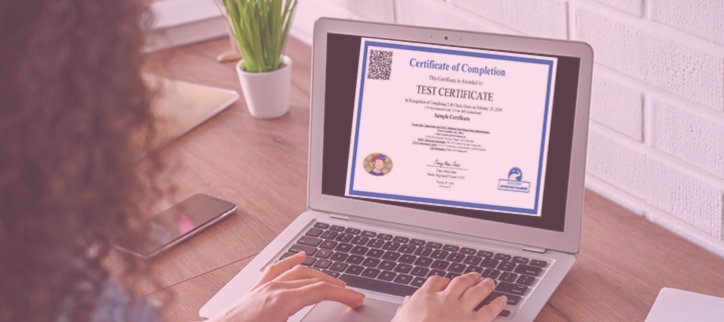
(0, 1, 506, 321)
(369, 154, 388, 176)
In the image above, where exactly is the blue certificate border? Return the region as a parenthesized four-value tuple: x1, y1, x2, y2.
(347, 40, 555, 215)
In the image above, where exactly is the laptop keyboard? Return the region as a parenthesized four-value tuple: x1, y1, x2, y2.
(277, 222, 550, 318)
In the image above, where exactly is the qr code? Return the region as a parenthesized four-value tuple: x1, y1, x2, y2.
(367, 49, 393, 80)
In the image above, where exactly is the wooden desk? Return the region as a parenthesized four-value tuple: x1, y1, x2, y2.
(139, 37, 724, 322)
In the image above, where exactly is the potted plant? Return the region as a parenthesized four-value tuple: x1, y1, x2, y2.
(223, 0, 298, 119)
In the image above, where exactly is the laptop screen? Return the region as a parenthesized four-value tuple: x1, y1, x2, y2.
(321, 33, 581, 232)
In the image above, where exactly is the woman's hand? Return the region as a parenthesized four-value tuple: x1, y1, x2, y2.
(391, 272, 507, 322)
(209, 252, 365, 322)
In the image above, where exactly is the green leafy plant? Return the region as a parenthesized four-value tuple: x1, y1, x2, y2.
(223, 0, 298, 73)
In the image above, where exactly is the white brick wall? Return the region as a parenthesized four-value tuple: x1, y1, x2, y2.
(651, 0, 724, 46)
(452, 0, 569, 39)
(291, 0, 724, 258)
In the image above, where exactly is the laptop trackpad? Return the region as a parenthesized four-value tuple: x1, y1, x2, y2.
(301, 298, 399, 322)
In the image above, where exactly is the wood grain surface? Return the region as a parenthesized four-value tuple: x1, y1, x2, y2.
(129, 37, 312, 295)
(138, 37, 724, 321)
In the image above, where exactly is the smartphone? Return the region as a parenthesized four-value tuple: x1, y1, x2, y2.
(111, 193, 237, 258)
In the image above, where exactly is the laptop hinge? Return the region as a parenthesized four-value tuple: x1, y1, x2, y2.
(329, 214, 350, 221)
(523, 246, 547, 254)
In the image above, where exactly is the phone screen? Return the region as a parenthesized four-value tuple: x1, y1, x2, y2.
(112, 193, 236, 257)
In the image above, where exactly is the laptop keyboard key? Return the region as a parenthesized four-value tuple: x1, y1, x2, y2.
(464, 256, 482, 266)
(426, 242, 442, 249)
(320, 240, 338, 249)
(431, 250, 449, 259)
(379, 261, 396, 271)
(499, 310, 511, 317)
(512, 256, 529, 264)
(410, 277, 427, 287)
(482, 269, 500, 279)
(398, 244, 416, 254)
(361, 231, 377, 237)
(346, 265, 365, 275)
(443, 245, 460, 252)
(330, 225, 345, 232)
(382, 251, 401, 261)
(315, 249, 333, 259)
(514, 264, 542, 276)
(482, 259, 500, 268)
(428, 270, 446, 277)
(446, 272, 461, 279)
(399, 254, 416, 264)
(393, 236, 410, 243)
(302, 257, 316, 266)
(530, 260, 548, 267)
(335, 243, 353, 252)
(336, 233, 354, 243)
(330, 252, 348, 262)
(314, 222, 330, 229)
(298, 236, 322, 247)
(367, 239, 385, 248)
(410, 239, 426, 246)
(460, 247, 476, 255)
(475, 292, 521, 311)
(448, 253, 466, 263)
(362, 258, 381, 267)
(320, 231, 339, 239)
(345, 228, 361, 234)
(394, 264, 413, 274)
(279, 252, 295, 261)
(489, 292, 521, 306)
(306, 228, 323, 237)
(340, 274, 417, 297)
(346, 255, 364, 265)
(378, 233, 393, 240)
(498, 261, 516, 272)
(499, 272, 518, 283)
(350, 246, 369, 255)
(496, 282, 529, 296)
(367, 249, 384, 258)
(414, 247, 433, 257)
(464, 266, 483, 274)
(394, 274, 413, 285)
(313, 259, 333, 269)
(289, 244, 317, 256)
(378, 271, 396, 281)
(322, 270, 340, 278)
(494, 253, 512, 261)
(351, 236, 369, 245)
(448, 263, 466, 273)
(517, 275, 536, 286)
(330, 262, 348, 272)
(411, 267, 430, 276)
(361, 268, 381, 278)
(414, 257, 433, 267)
(431, 260, 449, 270)
(477, 250, 494, 258)
(383, 241, 401, 251)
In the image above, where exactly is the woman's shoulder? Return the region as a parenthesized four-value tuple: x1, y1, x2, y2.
(55, 280, 162, 322)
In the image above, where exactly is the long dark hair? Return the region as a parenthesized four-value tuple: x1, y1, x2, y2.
(0, 0, 161, 321)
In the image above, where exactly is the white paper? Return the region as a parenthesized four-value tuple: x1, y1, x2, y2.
(645, 287, 724, 322)
(344, 38, 557, 216)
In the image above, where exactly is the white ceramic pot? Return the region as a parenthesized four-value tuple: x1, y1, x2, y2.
(235, 55, 292, 119)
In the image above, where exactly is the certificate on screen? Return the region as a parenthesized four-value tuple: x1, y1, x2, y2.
(344, 38, 557, 216)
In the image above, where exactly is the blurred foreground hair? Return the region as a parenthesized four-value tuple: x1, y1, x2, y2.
(0, 0, 163, 321)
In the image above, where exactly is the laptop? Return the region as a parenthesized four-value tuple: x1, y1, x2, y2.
(200, 18, 593, 321)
